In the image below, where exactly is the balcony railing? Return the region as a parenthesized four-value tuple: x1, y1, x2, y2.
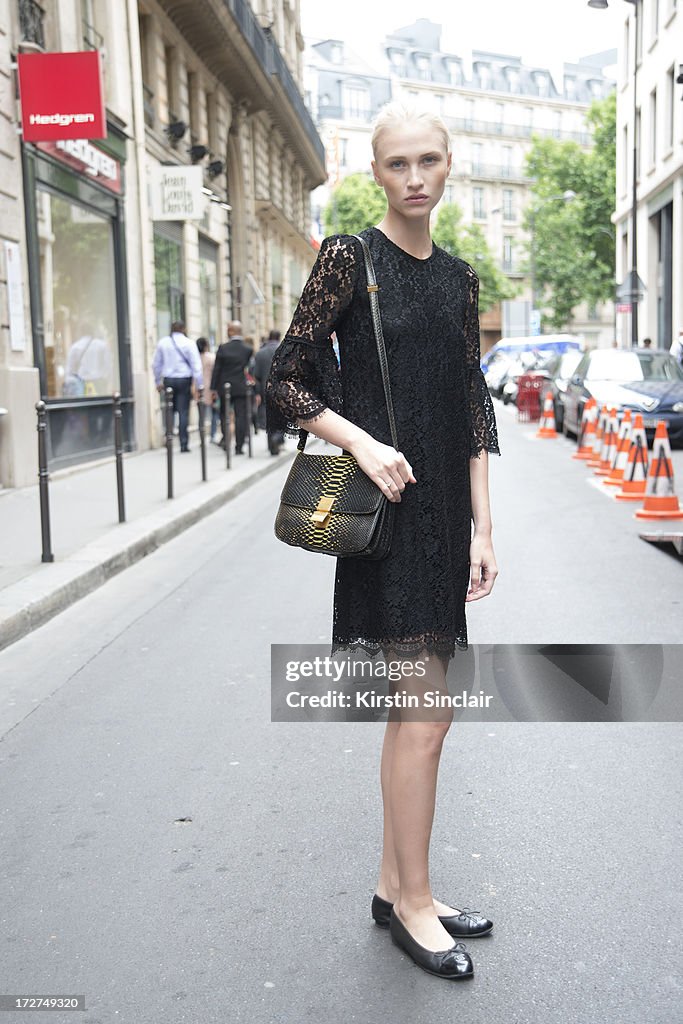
(18, 0, 45, 48)
(224, 0, 324, 166)
(465, 163, 533, 182)
(316, 104, 377, 123)
(82, 18, 104, 51)
(142, 83, 155, 129)
(446, 116, 591, 145)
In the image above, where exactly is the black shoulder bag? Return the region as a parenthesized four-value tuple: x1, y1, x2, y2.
(273, 233, 398, 560)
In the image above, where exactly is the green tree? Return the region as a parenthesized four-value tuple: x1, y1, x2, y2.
(432, 203, 518, 313)
(524, 92, 616, 331)
(323, 174, 386, 235)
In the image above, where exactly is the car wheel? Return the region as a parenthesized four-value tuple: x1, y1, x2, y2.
(554, 403, 563, 433)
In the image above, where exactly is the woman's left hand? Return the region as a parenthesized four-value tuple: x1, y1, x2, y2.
(466, 532, 498, 602)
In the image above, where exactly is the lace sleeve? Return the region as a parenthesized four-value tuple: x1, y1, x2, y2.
(265, 234, 359, 439)
(463, 263, 501, 459)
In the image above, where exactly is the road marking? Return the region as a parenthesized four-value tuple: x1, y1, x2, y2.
(585, 475, 619, 499)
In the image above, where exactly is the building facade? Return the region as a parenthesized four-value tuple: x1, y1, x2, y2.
(0, 0, 324, 487)
(614, 0, 681, 349)
(305, 18, 617, 350)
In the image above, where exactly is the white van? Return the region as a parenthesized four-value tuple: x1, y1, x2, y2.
(481, 334, 584, 373)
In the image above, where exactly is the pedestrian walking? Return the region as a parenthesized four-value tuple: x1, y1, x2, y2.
(210, 321, 252, 454)
(152, 320, 203, 452)
(252, 330, 285, 454)
(196, 337, 219, 442)
(265, 100, 501, 981)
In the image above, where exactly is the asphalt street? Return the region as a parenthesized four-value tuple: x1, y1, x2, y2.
(0, 406, 681, 1024)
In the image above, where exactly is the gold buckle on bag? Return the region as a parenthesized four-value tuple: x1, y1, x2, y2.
(311, 494, 335, 527)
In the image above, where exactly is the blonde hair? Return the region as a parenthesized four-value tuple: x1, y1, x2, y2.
(371, 99, 451, 159)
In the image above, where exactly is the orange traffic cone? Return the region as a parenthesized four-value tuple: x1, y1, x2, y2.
(615, 414, 649, 502)
(594, 407, 619, 476)
(535, 390, 557, 438)
(573, 398, 597, 460)
(634, 421, 683, 520)
(587, 405, 607, 467)
(604, 409, 632, 487)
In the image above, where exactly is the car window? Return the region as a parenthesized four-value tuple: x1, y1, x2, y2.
(573, 353, 591, 379)
(585, 350, 683, 382)
(560, 351, 582, 376)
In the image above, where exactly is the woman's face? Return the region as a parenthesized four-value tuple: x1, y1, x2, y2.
(372, 122, 451, 220)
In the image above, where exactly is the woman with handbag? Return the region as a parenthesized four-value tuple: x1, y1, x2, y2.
(265, 100, 500, 981)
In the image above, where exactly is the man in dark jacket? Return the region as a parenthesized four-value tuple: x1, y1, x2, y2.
(252, 329, 285, 455)
(210, 320, 252, 453)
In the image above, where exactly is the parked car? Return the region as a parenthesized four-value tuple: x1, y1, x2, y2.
(501, 350, 559, 405)
(562, 348, 683, 447)
(484, 351, 516, 399)
(542, 349, 584, 430)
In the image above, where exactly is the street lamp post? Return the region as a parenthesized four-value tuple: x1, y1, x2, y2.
(588, 0, 640, 347)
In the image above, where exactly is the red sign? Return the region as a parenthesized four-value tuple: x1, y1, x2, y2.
(18, 51, 106, 142)
(35, 139, 121, 194)
(616, 303, 632, 314)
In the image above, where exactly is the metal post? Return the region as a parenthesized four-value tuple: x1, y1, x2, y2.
(223, 382, 232, 470)
(197, 387, 207, 482)
(529, 208, 536, 336)
(165, 385, 174, 499)
(246, 381, 254, 458)
(630, 0, 640, 347)
(35, 401, 54, 563)
(113, 392, 126, 522)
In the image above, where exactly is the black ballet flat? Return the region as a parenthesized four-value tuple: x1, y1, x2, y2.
(389, 908, 474, 980)
(372, 893, 493, 936)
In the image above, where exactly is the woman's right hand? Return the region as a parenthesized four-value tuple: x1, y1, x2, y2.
(349, 435, 416, 502)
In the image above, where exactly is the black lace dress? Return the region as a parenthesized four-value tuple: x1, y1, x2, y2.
(265, 226, 500, 664)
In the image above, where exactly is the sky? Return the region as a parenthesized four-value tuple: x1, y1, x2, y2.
(300, 0, 626, 81)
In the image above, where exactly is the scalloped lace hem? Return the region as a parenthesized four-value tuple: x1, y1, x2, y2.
(330, 633, 469, 665)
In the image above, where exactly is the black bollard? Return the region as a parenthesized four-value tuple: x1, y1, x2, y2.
(246, 381, 254, 458)
(113, 393, 126, 522)
(197, 387, 207, 482)
(165, 385, 174, 499)
(223, 382, 232, 470)
(35, 401, 54, 563)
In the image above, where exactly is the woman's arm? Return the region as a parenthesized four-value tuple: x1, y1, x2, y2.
(265, 235, 416, 501)
(462, 264, 500, 600)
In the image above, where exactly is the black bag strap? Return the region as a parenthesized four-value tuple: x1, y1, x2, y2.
(296, 232, 398, 452)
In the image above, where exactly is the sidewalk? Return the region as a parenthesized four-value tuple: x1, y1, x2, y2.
(0, 430, 306, 652)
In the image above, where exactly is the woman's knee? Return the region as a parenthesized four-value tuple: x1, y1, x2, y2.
(399, 716, 452, 755)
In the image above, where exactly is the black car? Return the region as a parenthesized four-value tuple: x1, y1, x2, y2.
(562, 348, 683, 447)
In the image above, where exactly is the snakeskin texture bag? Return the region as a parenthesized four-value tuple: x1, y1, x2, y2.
(274, 233, 398, 559)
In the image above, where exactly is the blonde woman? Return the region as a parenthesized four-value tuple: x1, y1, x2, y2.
(266, 101, 500, 981)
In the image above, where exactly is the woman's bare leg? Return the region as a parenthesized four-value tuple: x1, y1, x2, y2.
(376, 649, 458, 951)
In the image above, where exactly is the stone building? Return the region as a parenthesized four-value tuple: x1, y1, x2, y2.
(613, 0, 682, 348)
(0, 0, 324, 487)
(305, 18, 617, 349)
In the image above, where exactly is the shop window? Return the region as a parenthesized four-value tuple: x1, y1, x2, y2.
(37, 189, 119, 399)
(198, 236, 219, 348)
(154, 227, 185, 338)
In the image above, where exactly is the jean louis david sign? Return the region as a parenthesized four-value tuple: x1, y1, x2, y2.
(150, 165, 205, 220)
